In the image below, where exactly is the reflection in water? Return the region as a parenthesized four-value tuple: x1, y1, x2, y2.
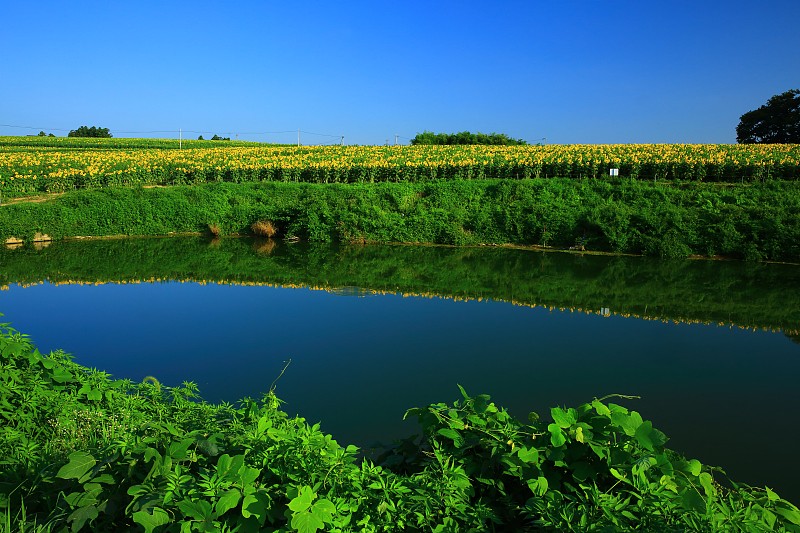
(0, 237, 799, 500)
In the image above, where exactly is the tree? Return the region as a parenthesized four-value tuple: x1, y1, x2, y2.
(736, 89, 800, 144)
(410, 131, 527, 146)
(68, 126, 112, 138)
(197, 135, 204, 140)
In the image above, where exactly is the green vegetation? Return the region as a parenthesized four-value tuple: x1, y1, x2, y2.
(410, 131, 528, 145)
(2, 179, 799, 261)
(1, 237, 798, 335)
(67, 126, 112, 138)
(737, 89, 800, 144)
(1, 321, 798, 532)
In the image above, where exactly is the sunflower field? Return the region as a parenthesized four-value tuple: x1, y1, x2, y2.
(1, 138, 799, 198)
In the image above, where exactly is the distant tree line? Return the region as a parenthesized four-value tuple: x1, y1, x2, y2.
(68, 126, 112, 138)
(197, 135, 231, 141)
(37, 131, 55, 137)
(410, 131, 528, 146)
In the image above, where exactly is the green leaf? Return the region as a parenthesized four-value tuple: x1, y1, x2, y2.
(86, 389, 103, 402)
(687, 459, 702, 477)
(634, 421, 655, 451)
(133, 507, 170, 533)
(774, 504, 800, 525)
(517, 446, 539, 464)
(548, 424, 566, 447)
(292, 510, 325, 533)
(527, 476, 549, 496)
(241, 491, 270, 524)
(456, 384, 469, 400)
(51, 367, 75, 383)
(551, 407, 577, 428)
(215, 488, 241, 516)
(56, 451, 96, 481)
(178, 499, 213, 521)
(591, 399, 611, 416)
(766, 487, 779, 502)
(67, 505, 98, 532)
(436, 428, 464, 448)
(288, 486, 316, 513)
(311, 498, 336, 523)
(238, 465, 261, 486)
(699, 472, 716, 498)
(681, 488, 706, 513)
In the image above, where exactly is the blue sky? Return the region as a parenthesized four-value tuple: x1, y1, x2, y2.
(2, 1, 798, 145)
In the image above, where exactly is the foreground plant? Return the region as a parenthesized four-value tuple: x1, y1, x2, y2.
(1, 321, 798, 532)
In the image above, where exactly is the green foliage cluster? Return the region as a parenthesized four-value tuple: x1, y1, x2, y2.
(410, 131, 528, 146)
(1, 322, 798, 532)
(2, 237, 797, 334)
(1, 179, 799, 261)
(737, 89, 800, 144)
(67, 127, 112, 139)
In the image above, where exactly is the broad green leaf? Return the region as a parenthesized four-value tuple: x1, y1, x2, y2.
(241, 491, 270, 524)
(527, 476, 548, 496)
(448, 418, 465, 430)
(311, 498, 336, 523)
(687, 459, 702, 477)
(699, 472, 716, 498)
(215, 489, 241, 516)
(766, 487, 779, 502)
(56, 451, 96, 481)
(436, 428, 464, 448)
(774, 504, 800, 525)
(238, 465, 261, 487)
(288, 486, 316, 513)
(517, 446, 539, 464)
(591, 399, 611, 416)
(548, 424, 566, 447)
(133, 507, 170, 533)
(634, 421, 655, 451)
(67, 505, 98, 532)
(86, 389, 103, 402)
(681, 488, 706, 513)
(575, 426, 585, 443)
(168, 438, 194, 460)
(472, 395, 489, 414)
(291, 510, 325, 533)
(551, 407, 577, 428)
(178, 499, 213, 521)
(257, 415, 271, 435)
(51, 367, 74, 383)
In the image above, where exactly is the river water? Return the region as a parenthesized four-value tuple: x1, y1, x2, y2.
(1, 237, 798, 500)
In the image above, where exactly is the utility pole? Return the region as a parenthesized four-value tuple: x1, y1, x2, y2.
(179, 128, 182, 149)
(297, 129, 301, 147)
(340, 136, 344, 146)
(394, 134, 398, 146)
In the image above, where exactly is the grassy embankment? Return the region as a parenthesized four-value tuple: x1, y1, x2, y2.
(1, 179, 800, 261)
(2, 321, 800, 532)
(1, 139, 799, 261)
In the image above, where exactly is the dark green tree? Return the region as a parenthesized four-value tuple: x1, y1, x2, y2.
(410, 131, 528, 146)
(736, 89, 800, 144)
(67, 126, 112, 138)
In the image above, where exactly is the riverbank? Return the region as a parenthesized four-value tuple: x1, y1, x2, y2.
(2, 179, 800, 261)
(1, 321, 798, 531)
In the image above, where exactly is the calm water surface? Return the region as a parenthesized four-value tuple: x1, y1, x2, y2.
(1, 238, 798, 500)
